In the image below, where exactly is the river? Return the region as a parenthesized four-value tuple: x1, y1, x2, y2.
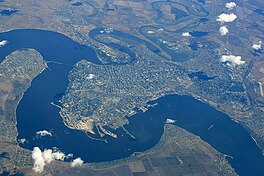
(0, 29, 264, 176)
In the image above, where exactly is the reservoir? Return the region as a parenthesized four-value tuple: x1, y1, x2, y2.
(0, 29, 264, 176)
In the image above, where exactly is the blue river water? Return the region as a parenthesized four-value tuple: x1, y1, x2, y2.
(0, 29, 264, 176)
(0, 9, 18, 16)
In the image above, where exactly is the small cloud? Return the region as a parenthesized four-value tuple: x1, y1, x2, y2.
(32, 147, 45, 173)
(71, 157, 84, 167)
(147, 30, 155, 34)
(217, 13, 237, 23)
(52, 151, 65, 161)
(252, 41, 262, 50)
(219, 26, 229, 35)
(220, 55, 245, 67)
(18, 138, 27, 144)
(86, 74, 95, 80)
(182, 32, 191, 37)
(32, 147, 66, 173)
(42, 149, 54, 164)
(226, 2, 236, 10)
(36, 130, 52, 137)
(0, 40, 8, 47)
(67, 153, 74, 158)
(165, 118, 176, 124)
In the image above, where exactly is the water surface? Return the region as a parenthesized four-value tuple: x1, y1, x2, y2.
(0, 9, 18, 16)
(0, 29, 264, 176)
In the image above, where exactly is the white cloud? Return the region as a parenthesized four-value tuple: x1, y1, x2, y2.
(71, 157, 84, 167)
(32, 147, 45, 173)
(182, 32, 191, 37)
(86, 74, 95, 80)
(252, 41, 262, 50)
(0, 40, 8, 47)
(36, 130, 52, 137)
(165, 118, 176, 124)
(18, 138, 27, 144)
(52, 151, 66, 161)
(220, 55, 245, 67)
(147, 30, 155, 34)
(219, 26, 229, 35)
(67, 153, 74, 158)
(226, 2, 236, 10)
(32, 147, 66, 173)
(217, 13, 237, 23)
(42, 149, 54, 164)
